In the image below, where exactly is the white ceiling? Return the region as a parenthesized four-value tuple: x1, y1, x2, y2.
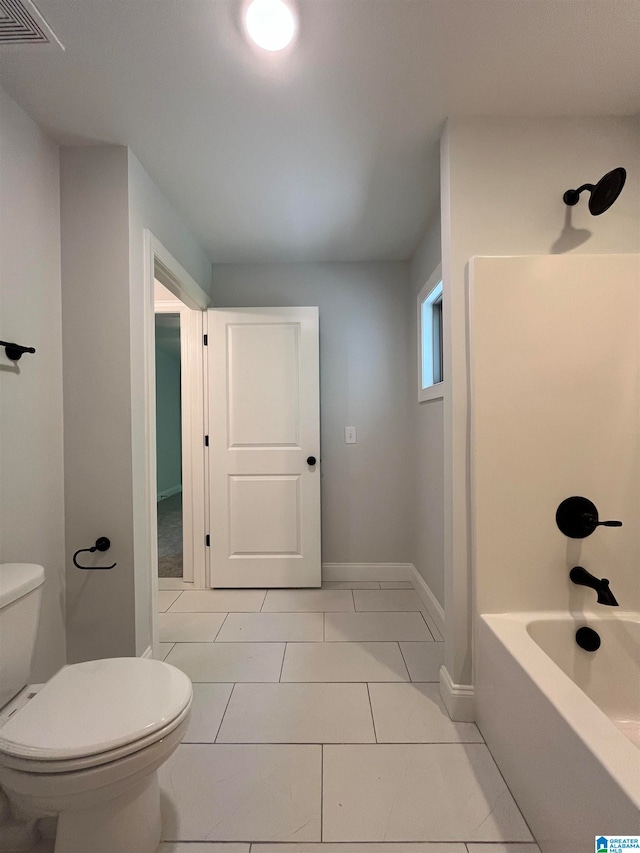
(1, 1, 638, 263)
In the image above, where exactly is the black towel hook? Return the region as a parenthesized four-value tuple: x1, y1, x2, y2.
(73, 537, 117, 570)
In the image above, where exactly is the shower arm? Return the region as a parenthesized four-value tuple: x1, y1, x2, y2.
(563, 184, 595, 206)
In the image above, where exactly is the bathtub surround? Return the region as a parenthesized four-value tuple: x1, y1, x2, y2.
(469, 254, 639, 616)
(0, 87, 66, 682)
(469, 254, 640, 853)
(441, 115, 640, 706)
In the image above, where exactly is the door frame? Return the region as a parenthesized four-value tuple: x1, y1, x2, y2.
(154, 297, 203, 585)
(143, 231, 211, 655)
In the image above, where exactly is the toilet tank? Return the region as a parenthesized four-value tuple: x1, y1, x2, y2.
(0, 564, 44, 709)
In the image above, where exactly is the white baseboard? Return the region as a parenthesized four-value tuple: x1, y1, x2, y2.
(322, 563, 412, 581)
(439, 664, 475, 722)
(157, 484, 182, 501)
(140, 645, 153, 659)
(409, 564, 445, 640)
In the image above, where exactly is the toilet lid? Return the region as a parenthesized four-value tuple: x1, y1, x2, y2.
(0, 658, 192, 761)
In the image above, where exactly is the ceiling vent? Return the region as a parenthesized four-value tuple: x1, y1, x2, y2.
(0, 0, 63, 48)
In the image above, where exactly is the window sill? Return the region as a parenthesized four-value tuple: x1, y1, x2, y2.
(419, 382, 445, 403)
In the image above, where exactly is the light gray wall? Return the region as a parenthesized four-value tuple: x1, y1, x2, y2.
(441, 115, 640, 689)
(408, 216, 444, 606)
(60, 145, 135, 663)
(61, 145, 211, 661)
(0, 86, 66, 681)
(155, 345, 182, 497)
(210, 262, 413, 564)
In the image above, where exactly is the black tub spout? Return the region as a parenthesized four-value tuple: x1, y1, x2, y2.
(570, 566, 619, 606)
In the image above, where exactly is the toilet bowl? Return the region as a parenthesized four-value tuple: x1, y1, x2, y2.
(0, 657, 192, 853)
(0, 564, 192, 853)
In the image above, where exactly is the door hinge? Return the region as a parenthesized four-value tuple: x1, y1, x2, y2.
(203, 334, 208, 346)
(204, 435, 209, 446)
(205, 534, 210, 547)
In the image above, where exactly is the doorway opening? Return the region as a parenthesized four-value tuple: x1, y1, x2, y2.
(144, 231, 211, 647)
(154, 286, 184, 579)
(152, 265, 207, 592)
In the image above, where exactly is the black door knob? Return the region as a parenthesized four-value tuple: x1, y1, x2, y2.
(307, 456, 316, 466)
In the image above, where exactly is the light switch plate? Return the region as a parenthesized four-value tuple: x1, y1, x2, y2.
(345, 426, 357, 444)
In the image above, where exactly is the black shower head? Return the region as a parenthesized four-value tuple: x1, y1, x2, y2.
(563, 167, 626, 215)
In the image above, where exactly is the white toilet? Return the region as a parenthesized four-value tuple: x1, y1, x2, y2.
(0, 563, 192, 853)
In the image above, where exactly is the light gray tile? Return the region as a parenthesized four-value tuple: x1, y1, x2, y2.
(253, 846, 466, 853)
(368, 683, 483, 743)
(159, 845, 249, 852)
(183, 683, 234, 743)
(160, 612, 227, 642)
(158, 590, 182, 612)
(158, 642, 175, 661)
(323, 744, 533, 842)
(281, 642, 409, 682)
(354, 590, 425, 612)
(325, 611, 433, 642)
(466, 846, 541, 853)
(322, 581, 381, 589)
(165, 642, 285, 682)
(216, 612, 323, 643)
(262, 589, 354, 612)
(400, 642, 444, 681)
(217, 683, 375, 743)
(167, 589, 266, 612)
(379, 582, 414, 589)
(160, 744, 321, 841)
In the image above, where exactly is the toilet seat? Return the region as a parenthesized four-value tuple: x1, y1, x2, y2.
(0, 658, 192, 771)
(0, 701, 191, 774)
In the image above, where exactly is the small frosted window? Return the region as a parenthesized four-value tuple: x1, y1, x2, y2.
(418, 271, 444, 402)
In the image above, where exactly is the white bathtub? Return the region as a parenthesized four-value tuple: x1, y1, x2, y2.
(476, 612, 640, 853)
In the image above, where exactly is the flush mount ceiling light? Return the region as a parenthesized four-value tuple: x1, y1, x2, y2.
(242, 0, 298, 51)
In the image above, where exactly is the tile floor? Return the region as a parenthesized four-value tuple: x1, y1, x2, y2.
(152, 583, 540, 852)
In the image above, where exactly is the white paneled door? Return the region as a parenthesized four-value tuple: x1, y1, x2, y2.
(208, 308, 321, 587)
